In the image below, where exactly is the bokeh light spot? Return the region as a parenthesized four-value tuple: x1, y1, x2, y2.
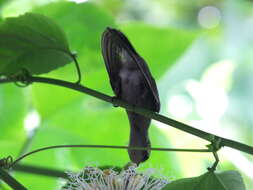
(24, 110, 40, 135)
(69, 0, 89, 3)
(198, 6, 221, 29)
(167, 94, 193, 119)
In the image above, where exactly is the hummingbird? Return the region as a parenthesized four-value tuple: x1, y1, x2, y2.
(101, 27, 160, 165)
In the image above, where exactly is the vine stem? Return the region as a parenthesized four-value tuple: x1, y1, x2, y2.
(12, 164, 68, 179)
(71, 54, 82, 84)
(1, 76, 253, 156)
(9, 144, 211, 168)
(0, 168, 27, 190)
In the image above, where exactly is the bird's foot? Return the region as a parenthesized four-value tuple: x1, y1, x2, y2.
(123, 162, 138, 170)
(111, 96, 119, 107)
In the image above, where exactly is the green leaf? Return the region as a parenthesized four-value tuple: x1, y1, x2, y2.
(0, 84, 27, 157)
(33, 2, 115, 52)
(0, 13, 73, 76)
(31, 2, 115, 118)
(0, 0, 8, 8)
(119, 23, 198, 79)
(27, 95, 180, 177)
(32, 101, 131, 167)
(165, 171, 246, 190)
(15, 125, 85, 190)
(216, 171, 246, 190)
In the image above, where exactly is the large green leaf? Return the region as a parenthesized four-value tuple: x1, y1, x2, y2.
(165, 170, 246, 190)
(24, 98, 180, 174)
(33, 2, 115, 53)
(0, 13, 73, 76)
(0, 0, 8, 9)
(31, 2, 115, 118)
(29, 100, 130, 167)
(15, 125, 84, 190)
(15, 173, 59, 190)
(119, 23, 198, 79)
(0, 84, 27, 157)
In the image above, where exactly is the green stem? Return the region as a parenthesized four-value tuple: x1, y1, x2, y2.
(10, 144, 211, 168)
(71, 54, 82, 84)
(12, 164, 68, 179)
(0, 168, 27, 190)
(1, 76, 253, 156)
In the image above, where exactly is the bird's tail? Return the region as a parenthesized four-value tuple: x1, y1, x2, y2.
(127, 111, 151, 165)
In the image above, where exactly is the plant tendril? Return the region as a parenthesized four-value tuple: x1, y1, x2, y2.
(9, 144, 211, 168)
(14, 69, 32, 87)
(71, 53, 82, 84)
(207, 137, 222, 171)
(0, 156, 13, 169)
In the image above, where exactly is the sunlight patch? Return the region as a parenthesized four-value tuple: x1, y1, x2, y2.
(198, 6, 221, 29)
(69, 0, 89, 3)
(24, 110, 40, 135)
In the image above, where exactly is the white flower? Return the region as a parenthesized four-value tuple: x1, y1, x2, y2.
(62, 165, 169, 190)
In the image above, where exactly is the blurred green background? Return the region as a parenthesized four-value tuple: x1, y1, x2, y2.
(0, 0, 253, 189)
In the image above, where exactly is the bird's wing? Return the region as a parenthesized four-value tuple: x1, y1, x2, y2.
(101, 27, 160, 111)
(101, 27, 122, 97)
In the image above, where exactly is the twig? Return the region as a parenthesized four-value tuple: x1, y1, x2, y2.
(12, 164, 68, 179)
(0, 168, 27, 190)
(9, 144, 211, 168)
(1, 76, 253, 156)
(71, 54, 82, 84)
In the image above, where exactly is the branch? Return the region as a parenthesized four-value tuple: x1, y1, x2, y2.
(1, 76, 253, 156)
(0, 168, 27, 190)
(12, 164, 68, 179)
(9, 144, 211, 168)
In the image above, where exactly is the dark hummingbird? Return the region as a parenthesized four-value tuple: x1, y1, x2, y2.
(101, 27, 160, 165)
